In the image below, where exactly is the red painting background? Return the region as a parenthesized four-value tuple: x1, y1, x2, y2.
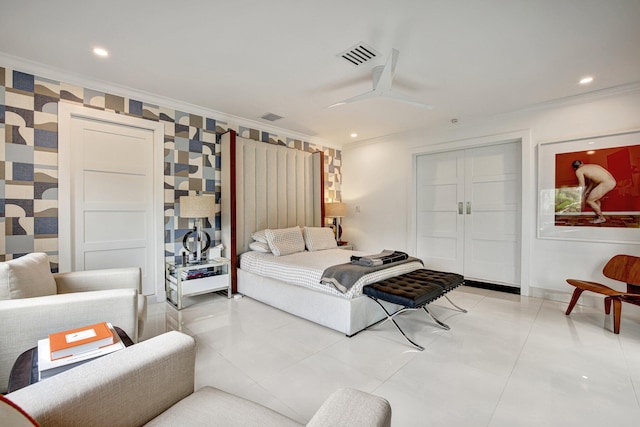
(555, 144, 640, 212)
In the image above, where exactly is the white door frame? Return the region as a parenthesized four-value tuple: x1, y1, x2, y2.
(58, 102, 165, 301)
(409, 130, 533, 296)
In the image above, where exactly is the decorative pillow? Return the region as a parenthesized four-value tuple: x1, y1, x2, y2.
(0, 252, 57, 300)
(249, 241, 272, 253)
(265, 227, 306, 256)
(303, 227, 338, 252)
(0, 395, 40, 426)
(251, 230, 268, 244)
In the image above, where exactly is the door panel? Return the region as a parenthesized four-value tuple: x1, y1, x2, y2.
(464, 143, 520, 284)
(71, 117, 156, 294)
(416, 151, 464, 274)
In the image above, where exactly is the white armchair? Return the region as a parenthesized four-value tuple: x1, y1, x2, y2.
(4, 331, 392, 426)
(0, 253, 147, 393)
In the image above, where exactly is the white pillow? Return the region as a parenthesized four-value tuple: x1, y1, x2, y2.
(0, 252, 57, 300)
(265, 227, 306, 256)
(303, 227, 338, 252)
(251, 230, 268, 244)
(249, 241, 271, 253)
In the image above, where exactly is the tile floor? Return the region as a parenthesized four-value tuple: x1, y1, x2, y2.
(142, 287, 640, 427)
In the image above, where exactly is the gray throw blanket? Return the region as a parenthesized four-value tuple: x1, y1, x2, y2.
(321, 254, 422, 294)
(350, 250, 408, 267)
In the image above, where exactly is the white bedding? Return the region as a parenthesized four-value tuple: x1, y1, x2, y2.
(239, 248, 423, 299)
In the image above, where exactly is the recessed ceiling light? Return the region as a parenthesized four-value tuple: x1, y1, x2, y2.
(350, 133, 358, 138)
(579, 76, 594, 85)
(93, 47, 109, 57)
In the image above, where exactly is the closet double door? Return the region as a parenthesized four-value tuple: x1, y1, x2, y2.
(415, 142, 521, 286)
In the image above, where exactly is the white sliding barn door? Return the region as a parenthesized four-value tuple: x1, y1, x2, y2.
(416, 142, 521, 286)
(59, 105, 164, 298)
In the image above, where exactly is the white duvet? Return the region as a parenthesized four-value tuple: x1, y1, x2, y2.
(239, 248, 423, 299)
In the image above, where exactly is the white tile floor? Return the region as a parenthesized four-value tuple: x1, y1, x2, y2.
(142, 286, 640, 427)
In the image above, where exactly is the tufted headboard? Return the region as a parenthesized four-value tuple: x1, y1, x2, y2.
(220, 130, 324, 292)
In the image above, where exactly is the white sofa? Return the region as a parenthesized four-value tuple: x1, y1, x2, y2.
(4, 331, 392, 427)
(0, 253, 146, 393)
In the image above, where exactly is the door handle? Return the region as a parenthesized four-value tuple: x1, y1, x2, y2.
(466, 202, 471, 215)
(458, 202, 463, 215)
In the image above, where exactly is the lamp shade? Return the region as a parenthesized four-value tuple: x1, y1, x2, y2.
(179, 195, 215, 218)
(325, 202, 346, 218)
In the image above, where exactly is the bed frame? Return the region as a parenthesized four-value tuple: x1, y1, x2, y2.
(220, 130, 400, 336)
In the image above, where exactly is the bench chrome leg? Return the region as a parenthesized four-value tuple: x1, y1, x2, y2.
(444, 295, 467, 313)
(423, 306, 450, 330)
(389, 317, 425, 351)
(366, 297, 425, 351)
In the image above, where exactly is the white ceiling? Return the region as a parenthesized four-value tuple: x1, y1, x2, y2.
(1, 0, 639, 146)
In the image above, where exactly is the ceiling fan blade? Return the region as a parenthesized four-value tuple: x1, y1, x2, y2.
(328, 47, 435, 110)
(374, 49, 398, 93)
(328, 90, 378, 108)
(383, 90, 434, 109)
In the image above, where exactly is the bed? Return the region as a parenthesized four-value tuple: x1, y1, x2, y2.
(220, 131, 418, 336)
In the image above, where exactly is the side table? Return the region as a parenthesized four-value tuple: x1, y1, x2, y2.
(7, 326, 134, 393)
(165, 258, 231, 310)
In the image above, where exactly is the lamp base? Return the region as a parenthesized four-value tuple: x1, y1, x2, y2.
(182, 227, 211, 262)
(332, 218, 343, 242)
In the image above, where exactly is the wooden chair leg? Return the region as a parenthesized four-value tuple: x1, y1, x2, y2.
(612, 298, 622, 334)
(604, 297, 612, 314)
(565, 288, 584, 315)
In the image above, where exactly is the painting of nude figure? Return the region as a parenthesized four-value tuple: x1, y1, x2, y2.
(554, 144, 640, 228)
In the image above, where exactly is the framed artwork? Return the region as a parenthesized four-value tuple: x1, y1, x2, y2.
(538, 129, 640, 243)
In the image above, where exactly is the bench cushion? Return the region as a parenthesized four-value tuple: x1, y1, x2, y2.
(363, 269, 464, 308)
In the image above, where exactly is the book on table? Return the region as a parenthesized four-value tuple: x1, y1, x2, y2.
(37, 323, 125, 380)
(48, 321, 114, 360)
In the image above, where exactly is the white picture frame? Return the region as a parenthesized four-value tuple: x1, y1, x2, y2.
(537, 129, 640, 244)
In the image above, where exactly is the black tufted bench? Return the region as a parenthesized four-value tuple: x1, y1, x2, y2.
(363, 269, 466, 350)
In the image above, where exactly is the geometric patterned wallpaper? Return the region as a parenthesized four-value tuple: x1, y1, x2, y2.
(0, 65, 342, 270)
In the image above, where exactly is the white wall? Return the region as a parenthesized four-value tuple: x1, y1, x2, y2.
(342, 87, 640, 301)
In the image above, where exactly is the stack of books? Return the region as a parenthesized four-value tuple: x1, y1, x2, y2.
(168, 266, 220, 281)
(37, 322, 125, 380)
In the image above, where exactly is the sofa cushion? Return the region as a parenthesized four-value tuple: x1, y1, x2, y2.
(0, 253, 57, 300)
(144, 386, 302, 427)
(0, 395, 40, 426)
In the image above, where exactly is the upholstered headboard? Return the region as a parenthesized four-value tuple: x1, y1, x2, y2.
(220, 131, 324, 291)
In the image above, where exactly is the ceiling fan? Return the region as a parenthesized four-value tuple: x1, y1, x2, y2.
(329, 48, 434, 110)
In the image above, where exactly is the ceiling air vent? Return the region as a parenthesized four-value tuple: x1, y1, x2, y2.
(337, 42, 379, 67)
(261, 112, 283, 122)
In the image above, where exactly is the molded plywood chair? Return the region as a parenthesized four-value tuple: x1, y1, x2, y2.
(565, 254, 640, 333)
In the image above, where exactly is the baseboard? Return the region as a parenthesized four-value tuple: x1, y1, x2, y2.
(464, 280, 521, 295)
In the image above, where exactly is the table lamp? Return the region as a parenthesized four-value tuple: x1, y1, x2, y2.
(180, 194, 215, 262)
(325, 202, 346, 244)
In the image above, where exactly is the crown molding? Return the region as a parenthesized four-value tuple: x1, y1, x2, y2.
(343, 81, 640, 151)
(0, 51, 337, 149)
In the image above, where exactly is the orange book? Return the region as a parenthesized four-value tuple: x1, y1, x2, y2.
(49, 322, 114, 360)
